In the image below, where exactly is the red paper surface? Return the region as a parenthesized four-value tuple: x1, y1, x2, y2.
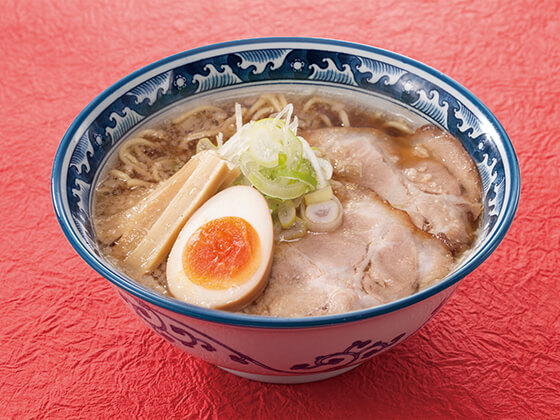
(1, 0, 559, 418)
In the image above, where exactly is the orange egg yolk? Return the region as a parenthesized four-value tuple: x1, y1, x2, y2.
(182, 216, 262, 290)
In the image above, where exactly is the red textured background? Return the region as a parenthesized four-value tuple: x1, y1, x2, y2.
(1, 0, 559, 418)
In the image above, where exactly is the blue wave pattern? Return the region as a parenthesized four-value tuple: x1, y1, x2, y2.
(454, 102, 484, 139)
(236, 49, 292, 74)
(127, 70, 172, 106)
(105, 107, 144, 143)
(309, 58, 358, 86)
(356, 57, 407, 86)
(411, 89, 449, 129)
(66, 46, 505, 251)
(193, 64, 242, 93)
(70, 130, 95, 175)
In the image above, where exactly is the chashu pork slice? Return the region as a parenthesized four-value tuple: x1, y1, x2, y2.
(243, 185, 453, 318)
(303, 126, 482, 253)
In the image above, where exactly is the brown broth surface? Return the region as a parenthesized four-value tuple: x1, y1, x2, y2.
(93, 92, 482, 313)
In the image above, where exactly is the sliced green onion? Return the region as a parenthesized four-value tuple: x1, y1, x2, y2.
(238, 119, 318, 200)
(266, 196, 283, 213)
(242, 158, 310, 199)
(300, 136, 327, 189)
(247, 171, 310, 200)
(249, 125, 283, 167)
(275, 167, 317, 189)
(277, 200, 296, 228)
(216, 105, 344, 239)
(302, 196, 343, 233)
(304, 185, 333, 205)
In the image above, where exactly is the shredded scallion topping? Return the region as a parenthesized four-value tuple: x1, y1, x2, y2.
(198, 103, 340, 240)
(216, 104, 333, 201)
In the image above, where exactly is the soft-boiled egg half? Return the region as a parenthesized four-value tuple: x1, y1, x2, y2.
(167, 185, 274, 310)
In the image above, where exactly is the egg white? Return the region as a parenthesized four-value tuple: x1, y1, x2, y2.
(167, 185, 274, 310)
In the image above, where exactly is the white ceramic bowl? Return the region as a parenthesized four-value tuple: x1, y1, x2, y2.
(52, 38, 520, 383)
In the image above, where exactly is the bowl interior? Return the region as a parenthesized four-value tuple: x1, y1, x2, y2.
(52, 38, 520, 327)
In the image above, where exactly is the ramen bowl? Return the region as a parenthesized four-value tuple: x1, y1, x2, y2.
(51, 38, 520, 384)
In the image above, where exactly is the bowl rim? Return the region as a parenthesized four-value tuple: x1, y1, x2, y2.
(51, 37, 521, 328)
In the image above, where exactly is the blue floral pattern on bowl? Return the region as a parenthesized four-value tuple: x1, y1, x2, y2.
(119, 290, 411, 373)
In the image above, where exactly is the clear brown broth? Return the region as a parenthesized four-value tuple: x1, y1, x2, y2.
(93, 92, 480, 303)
